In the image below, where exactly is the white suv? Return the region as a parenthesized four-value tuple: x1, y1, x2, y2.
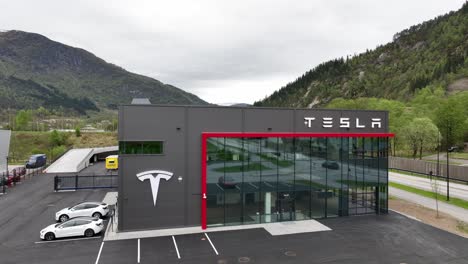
(55, 202, 109, 222)
(41, 217, 104, 241)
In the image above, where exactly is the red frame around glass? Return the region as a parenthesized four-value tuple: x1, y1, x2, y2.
(200, 132, 394, 229)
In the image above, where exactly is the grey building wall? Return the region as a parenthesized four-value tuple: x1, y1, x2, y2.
(118, 105, 388, 231)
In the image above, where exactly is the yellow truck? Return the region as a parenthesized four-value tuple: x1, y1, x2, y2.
(105, 155, 118, 170)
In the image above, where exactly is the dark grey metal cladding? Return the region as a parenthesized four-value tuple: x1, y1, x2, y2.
(118, 106, 186, 231)
(120, 156, 186, 230)
(119, 105, 185, 140)
(186, 107, 243, 226)
(243, 108, 294, 132)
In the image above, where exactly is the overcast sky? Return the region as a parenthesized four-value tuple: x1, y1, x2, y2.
(1, 1, 465, 104)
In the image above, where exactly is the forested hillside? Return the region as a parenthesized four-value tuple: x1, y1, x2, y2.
(255, 2, 468, 108)
(255, 3, 468, 158)
(0, 30, 207, 116)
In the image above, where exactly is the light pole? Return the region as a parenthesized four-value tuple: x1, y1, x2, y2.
(447, 145, 458, 201)
(446, 126, 449, 201)
(445, 122, 451, 201)
(436, 134, 440, 177)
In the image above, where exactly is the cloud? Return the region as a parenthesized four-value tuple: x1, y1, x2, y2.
(1, 0, 464, 104)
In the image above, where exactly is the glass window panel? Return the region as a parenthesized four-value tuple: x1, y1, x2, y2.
(294, 137, 311, 207)
(340, 137, 349, 217)
(119, 141, 163, 154)
(207, 138, 225, 226)
(259, 137, 278, 223)
(277, 138, 295, 221)
(326, 138, 341, 218)
(223, 138, 243, 226)
(243, 138, 261, 224)
(311, 137, 326, 218)
(378, 137, 389, 213)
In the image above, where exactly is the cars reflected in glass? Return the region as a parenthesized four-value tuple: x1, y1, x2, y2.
(321, 160, 339, 170)
(218, 176, 237, 189)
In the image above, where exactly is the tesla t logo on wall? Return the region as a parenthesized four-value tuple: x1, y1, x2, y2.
(137, 170, 173, 206)
(304, 117, 381, 129)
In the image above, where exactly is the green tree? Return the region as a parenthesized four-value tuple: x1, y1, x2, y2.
(49, 130, 67, 147)
(75, 127, 81, 137)
(433, 98, 466, 149)
(14, 110, 32, 131)
(50, 145, 67, 161)
(401, 118, 439, 159)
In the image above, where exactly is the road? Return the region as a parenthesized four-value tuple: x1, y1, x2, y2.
(389, 171, 468, 201)
(423, 153, 468, 166)
(389, 187, 468, 222)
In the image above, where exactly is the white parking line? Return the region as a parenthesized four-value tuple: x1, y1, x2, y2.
(35, 236, 102, 244)
(249, 182, 259, 189)
(55, 189, 76, 192)
(95, 242, 105, 264)
(172, 236, 181, 259)
(137, 238, 140, 263)
(204, 233, 219, 255)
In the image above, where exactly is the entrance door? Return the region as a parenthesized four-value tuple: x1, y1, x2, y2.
(277, 193, 294, 221)
(348, 186, 377, 215)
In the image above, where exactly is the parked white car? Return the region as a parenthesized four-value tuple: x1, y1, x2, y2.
(55, 202, 109, 222)
(40, 217, 104, 241)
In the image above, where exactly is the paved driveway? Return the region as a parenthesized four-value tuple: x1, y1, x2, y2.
(95, 212, 468, 264)
(0, 171, 110, 263)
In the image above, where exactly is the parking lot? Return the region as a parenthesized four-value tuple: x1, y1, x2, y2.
(0, 169, 110, 264)
(1, 168, 468, 264)
(92, 213, 468, 264)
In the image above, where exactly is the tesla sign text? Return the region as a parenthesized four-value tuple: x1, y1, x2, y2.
(304, 117, 382, 129)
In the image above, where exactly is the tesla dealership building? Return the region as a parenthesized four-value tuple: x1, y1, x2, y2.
(118, 105, 393, 231)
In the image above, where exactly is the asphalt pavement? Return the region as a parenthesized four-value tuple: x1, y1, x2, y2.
(0, 170, 467, 264)
(0, 170, 110, 263)
(94, 212, 468, 264)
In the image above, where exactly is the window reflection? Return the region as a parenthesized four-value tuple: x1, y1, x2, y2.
(206, 136, 389, 227)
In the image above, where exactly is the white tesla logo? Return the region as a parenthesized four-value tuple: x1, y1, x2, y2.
(137, 170, 173, 206)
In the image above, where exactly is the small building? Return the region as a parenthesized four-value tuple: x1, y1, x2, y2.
(0, 130, 11, 173)
(118, 105, 393, 231)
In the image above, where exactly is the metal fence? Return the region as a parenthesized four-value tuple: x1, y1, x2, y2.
(0, 167, 45, 194)
(54, 174, 118, 191)
(389, 156, 468, 182)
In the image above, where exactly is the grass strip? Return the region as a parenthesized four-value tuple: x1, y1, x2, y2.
(389, 181, 468, 210)
(451, 152, 468, 160)
(214, 162, 270, 173)
(456, 221, 468, 234)
(389, 169, 468, 185)
(259, 154, 294, 167)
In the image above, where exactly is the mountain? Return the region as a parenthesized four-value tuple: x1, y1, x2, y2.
(254, 3, 468, 108)
(0, 30, 207, 115)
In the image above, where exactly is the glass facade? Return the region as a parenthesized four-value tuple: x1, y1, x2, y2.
(206, 137, 388, 227)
